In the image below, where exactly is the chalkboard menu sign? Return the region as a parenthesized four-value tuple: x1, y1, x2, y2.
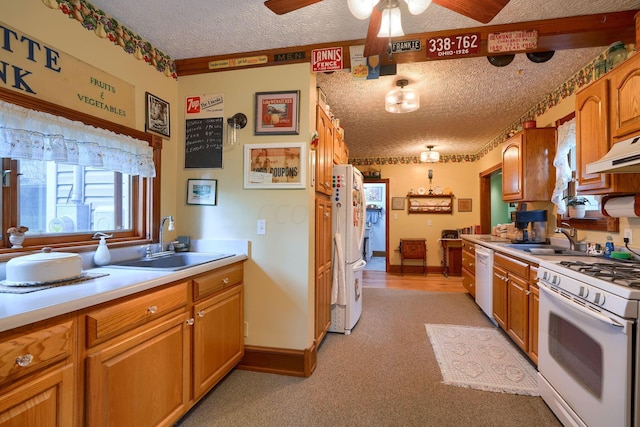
(185, 117, 223, 168)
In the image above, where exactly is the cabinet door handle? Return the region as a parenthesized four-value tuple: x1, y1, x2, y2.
(525, 290, 531, 296)
(186, 318, 195, 326)
(222, 277, 229, 284)
(16, 354, 33, 367)
(197, 310, 205, 318)
(147, 305, 158, 314)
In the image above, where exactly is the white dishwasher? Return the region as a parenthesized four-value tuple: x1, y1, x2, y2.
(474, 244, 496, 325)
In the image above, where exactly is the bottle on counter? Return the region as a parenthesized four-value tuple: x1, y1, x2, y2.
(604, 236, 614, 258)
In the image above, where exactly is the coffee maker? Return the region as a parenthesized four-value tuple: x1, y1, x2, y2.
(512, 209, 548, 243)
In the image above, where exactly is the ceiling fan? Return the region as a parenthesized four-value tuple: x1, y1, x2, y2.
(264, 0, 510, 56)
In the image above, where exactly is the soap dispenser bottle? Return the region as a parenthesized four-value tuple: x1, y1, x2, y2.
(93, 232, 112, 266)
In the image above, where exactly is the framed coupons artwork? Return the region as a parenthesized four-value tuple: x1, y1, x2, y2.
(255, 91, 300, 135)
(244, 143, 306, 189)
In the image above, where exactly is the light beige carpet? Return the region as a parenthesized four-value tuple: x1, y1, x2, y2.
(425, 324, 539, 396)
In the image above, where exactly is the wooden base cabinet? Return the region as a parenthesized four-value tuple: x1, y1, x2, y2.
(493, 252, 539, 364)
(314, 195, 332, 343)
(193, 283, 244, 400)
(461, 241, 475, 297)
(0, 316, 76, 427)
(0, 363, 74, 427)
(85, 311, 190, 427)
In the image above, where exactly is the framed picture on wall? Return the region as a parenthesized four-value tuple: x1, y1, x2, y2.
(186, 179, 217, 206)
(244, 142, 306, 189)
(391, 197, 405, 210)
(145, 92, 170, 138)
(254, 91, 300, 135)
(458, 198, 472, 212)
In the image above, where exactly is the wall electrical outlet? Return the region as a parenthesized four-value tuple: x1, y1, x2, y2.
(257, 219, 266, 235)
(393, 214, 398, 220)
(624, 228, 633, 243)
(427, 220, 432, 226)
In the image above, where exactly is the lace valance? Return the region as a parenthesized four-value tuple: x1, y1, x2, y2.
(0, 100, 155, 177)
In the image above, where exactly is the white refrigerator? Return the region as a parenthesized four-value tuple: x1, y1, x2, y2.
(330, 164, 366, 334)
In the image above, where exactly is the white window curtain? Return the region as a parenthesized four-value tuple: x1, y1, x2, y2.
(0, 100, 156, 177)
(551, 118, 576, 215)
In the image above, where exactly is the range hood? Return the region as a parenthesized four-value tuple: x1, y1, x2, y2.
(586, 135, 640, 174)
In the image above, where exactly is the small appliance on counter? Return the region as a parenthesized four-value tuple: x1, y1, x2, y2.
(511, 209, 548, 243)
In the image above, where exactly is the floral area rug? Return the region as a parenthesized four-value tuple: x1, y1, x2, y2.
(425, 324, 539, 396)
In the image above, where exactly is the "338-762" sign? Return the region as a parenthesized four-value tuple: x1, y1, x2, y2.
(426, 33, 480, 58)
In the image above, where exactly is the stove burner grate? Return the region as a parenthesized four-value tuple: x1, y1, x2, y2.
(558, 260, 640, 288)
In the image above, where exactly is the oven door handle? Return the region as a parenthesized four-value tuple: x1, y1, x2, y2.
(539, 284, 626, 330)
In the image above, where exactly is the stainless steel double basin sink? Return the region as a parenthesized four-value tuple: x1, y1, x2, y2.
(106, 252, 235, 271)
(502, 243, 589, 257)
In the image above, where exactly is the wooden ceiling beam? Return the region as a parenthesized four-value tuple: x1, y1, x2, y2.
(175, 9, 638, 76)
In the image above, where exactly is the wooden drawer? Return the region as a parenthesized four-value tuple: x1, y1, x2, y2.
(0, 318, 74, 384)
(461, 241, 475, 255)
(193, 262, 244, 300)
(85, 281, 188, 347)
(462, 250, 475, 272)
(495, 252, 529, 278)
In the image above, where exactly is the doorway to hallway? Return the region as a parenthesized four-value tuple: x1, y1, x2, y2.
(363, 179, 389, 272)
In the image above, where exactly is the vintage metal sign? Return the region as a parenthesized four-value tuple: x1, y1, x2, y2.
(311, 47, 343, 72)
(426, 33, 481, 58)
(488, 30, 538, 53)
(208, 55, 268, 70)
(391, 40, 421, 53)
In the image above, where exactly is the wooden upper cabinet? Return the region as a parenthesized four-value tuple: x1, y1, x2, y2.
(502, 128, 556, 202)
(575, 54, 640, 195)
(610, 53, 640, 141)
(576, 78, 612, 193)
(315, 105, 334, 196)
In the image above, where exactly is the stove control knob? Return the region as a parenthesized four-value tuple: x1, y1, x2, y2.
(592, 292, 605, 306)
(551, 275, 560, 286)
(578, 286, 589, 298)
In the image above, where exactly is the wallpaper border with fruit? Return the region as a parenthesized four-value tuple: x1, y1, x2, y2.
(45, 0, 177, 79)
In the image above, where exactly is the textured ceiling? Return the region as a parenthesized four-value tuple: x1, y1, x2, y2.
(88, 0, 640, 159)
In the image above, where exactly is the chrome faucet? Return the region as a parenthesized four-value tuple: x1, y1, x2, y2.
(555, 222, 578, 251)
(158, 215, 175, 254)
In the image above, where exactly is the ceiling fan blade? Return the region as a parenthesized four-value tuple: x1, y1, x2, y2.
(432, 0, 510, 24)
(363, 2, 387, 58)
(264, 0, 322, 15)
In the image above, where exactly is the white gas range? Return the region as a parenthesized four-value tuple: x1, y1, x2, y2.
(537, 256, 640, 427)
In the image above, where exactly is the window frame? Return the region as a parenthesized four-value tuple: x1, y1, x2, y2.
(553, 112, 619, 233)
(0, 86, 161, 253)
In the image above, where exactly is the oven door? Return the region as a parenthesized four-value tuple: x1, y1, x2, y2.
(538, 284, 634, 427)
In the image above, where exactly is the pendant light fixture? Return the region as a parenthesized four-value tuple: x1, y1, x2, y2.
(420, 145, 440, 163)
(385, 79, 419, 113)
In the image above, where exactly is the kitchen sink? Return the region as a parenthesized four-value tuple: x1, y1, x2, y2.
(503, 244, 590, 257)
(105, 252, 235, 271)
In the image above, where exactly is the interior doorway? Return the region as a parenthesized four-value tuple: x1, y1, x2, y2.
(363, 179, 389, 272)
(479, 163, 511, 232)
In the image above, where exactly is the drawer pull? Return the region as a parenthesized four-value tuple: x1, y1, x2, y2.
(186, 318, 195, 326)
(147, 305, 158, 314)
(16, 354, 33, 367)
(197, 310, 205, 318)
(222, 277, 229, 284)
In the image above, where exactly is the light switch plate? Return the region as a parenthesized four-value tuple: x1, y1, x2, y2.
(257, 219, 266, 235)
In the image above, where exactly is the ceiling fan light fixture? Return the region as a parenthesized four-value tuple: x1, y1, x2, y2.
(347, 0, 376, 20)
(420, 145, 440, 163)
(385, 79, 419, 113)
(377, 6, 404, 38)
(404, 0, 432, 15)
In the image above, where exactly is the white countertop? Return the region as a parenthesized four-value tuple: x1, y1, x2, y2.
(460, 234, 598, 265)
(0, 254, 247, 333)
